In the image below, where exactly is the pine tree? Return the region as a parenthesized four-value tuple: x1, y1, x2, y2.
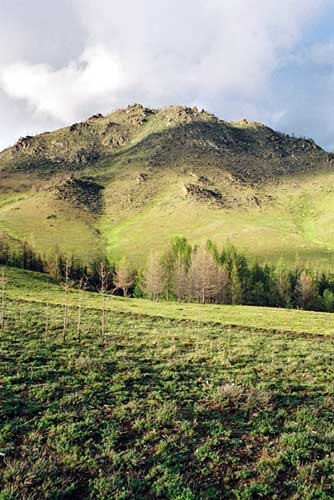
(275, 260, 292, 307)
(323, 288, 334, 312)
(0, 238, 10, 265)
(230, 263, 243, 305)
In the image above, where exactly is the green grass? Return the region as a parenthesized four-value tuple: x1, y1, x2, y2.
(101, 170, 334, 269)
(3, 169, 334, 270)
(4, 266, 334, 336)
(2, 106, 334, 497)
(1, 284, 334, 498)
(0, 192, 104, 262)
(1, 104, 333, 269)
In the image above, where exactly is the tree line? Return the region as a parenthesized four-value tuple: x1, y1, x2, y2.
(1, 235, 334, 312)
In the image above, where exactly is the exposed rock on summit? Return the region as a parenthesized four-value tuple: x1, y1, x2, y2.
(182, 183, 223, 206)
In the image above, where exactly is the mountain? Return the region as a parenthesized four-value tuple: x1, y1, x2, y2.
(1, 104, 334, 267)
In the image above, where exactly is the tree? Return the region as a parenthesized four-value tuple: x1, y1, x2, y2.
(133, 274, 144, 298)
(98, 260, 111, 342)
(230, 263, 243, 305)
(0, 267, 7, 329)
(275, 261, 292, 307)
(0, 238, 10, 265)
(173, 253, 189, 302)
(323, 288, 334, 312)
(61, 258, 71, 342)
(295, 271, 318, 310)
(143, 252, 167, 300)
(219, 264, 231, 304)
(47, 253, 65, 281)
(162, 250, 175, 301)
(77, 274, 87, 342)
(169, 236, 192, 267)
(163, 237, 192, 300)
(113, 257, 135, 297)
(189, 243, 223, 304)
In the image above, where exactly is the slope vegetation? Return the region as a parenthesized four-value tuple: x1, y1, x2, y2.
(1, 104, 333, 267)
(1, 267, 334, 499)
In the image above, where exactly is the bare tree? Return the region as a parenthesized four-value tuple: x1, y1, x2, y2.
(295, 271, 318, 310)
(45, 300, 49, 339)
(62, 259, 71, 342)
(45, 280, 49, 340)
(143, 252, 167, 301)
(77, 274, 87, 342)
(189, 243, 223, 304)
(0, 267, 7, 329)
(113, 257, 135, 297)
(98, 261, 111, 342)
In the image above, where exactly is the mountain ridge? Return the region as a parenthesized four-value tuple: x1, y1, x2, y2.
(0, 103, 330, 182)
(1, 103, 334, 268)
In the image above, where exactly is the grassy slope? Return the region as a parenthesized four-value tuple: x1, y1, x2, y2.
(3, 168, 334, 270)
(101, 170, 334, 269)
(1, 105, 334, 268)
(0, 192, 104, 261)
(4, 266, 334, 335)
(2, 271, 334, 498)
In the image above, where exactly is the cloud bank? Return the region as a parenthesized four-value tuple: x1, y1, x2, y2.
(0, 0, 333, 149)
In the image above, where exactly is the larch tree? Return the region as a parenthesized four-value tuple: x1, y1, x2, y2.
(114, 257, 135, 297)
(295, 271, 318, 310)
(98, 260, 111, 342)
(143, 252, 167, 301)
(62, 258, 71, 342)
(189, 243, 222, 304)
(0, 267, 7, 329)
(77, 274, 87, 342)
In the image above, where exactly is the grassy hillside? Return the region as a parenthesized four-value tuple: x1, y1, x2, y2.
(4, 266, 334, 335)
(1, 104, 334, 268)
(1, 267, 334, 498)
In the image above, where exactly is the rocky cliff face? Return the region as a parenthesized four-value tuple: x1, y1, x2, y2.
(0, 104, 330, 184)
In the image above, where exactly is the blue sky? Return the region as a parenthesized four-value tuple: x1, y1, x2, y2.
(0, 0, 334, 150)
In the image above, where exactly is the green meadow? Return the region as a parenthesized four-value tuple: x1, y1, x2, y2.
(1, 267, 334, 498)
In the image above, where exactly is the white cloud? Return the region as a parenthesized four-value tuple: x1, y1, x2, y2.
(1, 46, 122, 122)
(0, 0, 332, 147)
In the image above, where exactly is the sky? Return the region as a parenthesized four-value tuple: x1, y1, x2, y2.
(1, 0, 334, 150)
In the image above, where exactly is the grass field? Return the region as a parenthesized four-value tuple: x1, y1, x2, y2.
(4, 266, 334, 336)
(1, 272, 334, 498)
